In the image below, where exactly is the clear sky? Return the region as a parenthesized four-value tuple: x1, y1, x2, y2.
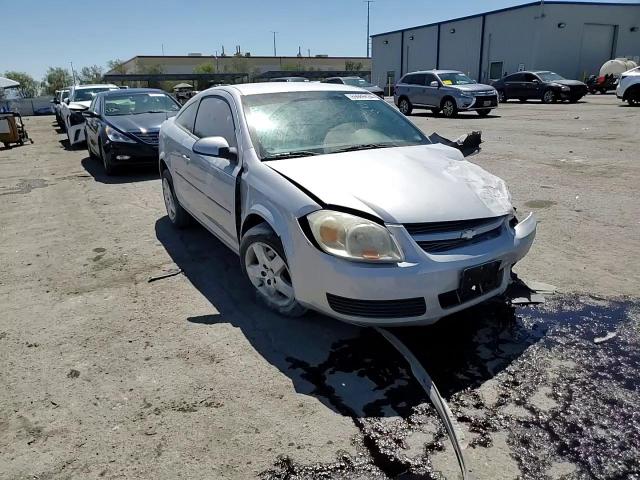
(1, 0, 637, 80)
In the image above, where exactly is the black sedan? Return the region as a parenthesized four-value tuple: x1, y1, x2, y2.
(492, 71, 588, 104)
(83, 88, 181, 175)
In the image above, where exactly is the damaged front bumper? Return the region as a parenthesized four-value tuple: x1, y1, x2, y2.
(289, 213, 537, 327)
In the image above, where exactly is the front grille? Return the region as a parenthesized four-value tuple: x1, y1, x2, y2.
(473, 95, 498, 107)
(404, 216, 502, 236)
(129, 131, 159, 145)
(438, 268, 503, 309)
(417, 225, 502, 253)
(327, 294, 426, 319)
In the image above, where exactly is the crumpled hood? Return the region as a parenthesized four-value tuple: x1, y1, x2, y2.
(68, 101, 90, 110)
(455, 83, 496, 93)
(268, 144, 513, 223)
(107, 112, 177, 132)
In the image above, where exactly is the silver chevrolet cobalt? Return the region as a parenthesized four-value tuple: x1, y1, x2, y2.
(159, 83, 536, 326)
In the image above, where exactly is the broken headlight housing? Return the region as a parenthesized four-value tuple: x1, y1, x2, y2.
(305, 210, 404, 263)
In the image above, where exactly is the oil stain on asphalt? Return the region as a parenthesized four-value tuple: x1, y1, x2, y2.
(262, 295, 640, 480)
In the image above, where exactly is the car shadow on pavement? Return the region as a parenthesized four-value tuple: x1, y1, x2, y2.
(80, 157, 159, 184)
(155, 216, 538, 420)
(410, 112, 501, 119)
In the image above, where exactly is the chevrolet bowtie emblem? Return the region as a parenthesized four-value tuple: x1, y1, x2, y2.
(461, 229, 476, 240)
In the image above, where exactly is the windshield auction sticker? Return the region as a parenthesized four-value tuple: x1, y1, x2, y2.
(344, 93, 380, 101)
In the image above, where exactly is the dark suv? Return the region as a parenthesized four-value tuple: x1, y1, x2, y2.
(492, 71, 588, 104)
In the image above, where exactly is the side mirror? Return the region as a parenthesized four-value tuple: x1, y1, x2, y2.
(64, 98, 70, 105)
(429, 81, 439, 87)
(81, 111, 97, 118)
(193, 136, 237, 161)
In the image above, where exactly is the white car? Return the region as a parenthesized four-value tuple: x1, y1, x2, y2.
(616, 66, 640, 106)
(158, 82, 536, 326)
(61, 84, 119, 146)
(52, 87, 70, 129)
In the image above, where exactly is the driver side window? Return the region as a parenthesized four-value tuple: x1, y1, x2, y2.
(193, 96, 237, 147)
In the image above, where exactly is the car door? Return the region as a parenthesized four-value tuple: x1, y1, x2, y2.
(521, 73, 541, 99)
(422, 73, 439, 106)
(187, 94, 242, 245)
(405, 73, 427, 105)
(169, 101, 200, 213)
(86, 97, 100, 152)
(504, 73, 523, 98)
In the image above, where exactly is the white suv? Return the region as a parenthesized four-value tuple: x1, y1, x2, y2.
(616, 67, 640, 106)
(61, 84, 119, 146)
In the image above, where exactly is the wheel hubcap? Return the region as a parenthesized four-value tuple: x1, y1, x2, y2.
(444, 101, 454, 115)
(544, 92, 553, 102)
(162, 178, 176, 221)
(400, 100, 408, 113)
(245, 242, 294, 306)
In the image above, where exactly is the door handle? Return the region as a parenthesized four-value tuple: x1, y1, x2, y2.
(182, 154, 191, 161)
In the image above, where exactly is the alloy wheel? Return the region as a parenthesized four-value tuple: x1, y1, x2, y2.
(244, 242, 295, 307)
(543, 90, 555, 103)
(162, 177, 177, 221)
(498, 90, 506, 103)
(399, 99, 410, 114)
(442, 100, 455, 117)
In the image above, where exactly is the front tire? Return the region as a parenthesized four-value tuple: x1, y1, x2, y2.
(161, 169, 190, 228)
(99, 140, 116, 176)
(542, 90, 555, 104)
(441, 98, 458, 118)
(240, 224, 306, 317)
(398, 97, 412, 115)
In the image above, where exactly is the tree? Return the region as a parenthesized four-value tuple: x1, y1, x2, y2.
(193, 63, 216, 74)
(41, 67, 73, 95)
(345, 61, 363, 72)
(79, 65, 103, 84)
(106, 59, 127, 74)
(3, 71, 39, 98)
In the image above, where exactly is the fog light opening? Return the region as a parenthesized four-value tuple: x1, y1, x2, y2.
(116, 155, 131, 160)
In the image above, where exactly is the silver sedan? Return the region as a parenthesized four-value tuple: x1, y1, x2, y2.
(158, 82, 536, 326)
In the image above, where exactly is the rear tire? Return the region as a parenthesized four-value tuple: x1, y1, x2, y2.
(477, 109, 491, 117)
(441, 98, 458, 118)
(240, 224, 306, 317)
(161, 169, 191, 228)
(398, 97, 412, 115)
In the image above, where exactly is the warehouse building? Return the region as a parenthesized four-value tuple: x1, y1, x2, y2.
(371, 1, 640, 89)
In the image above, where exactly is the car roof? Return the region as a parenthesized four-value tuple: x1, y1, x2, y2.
(221, 82, 369, 96)
(72, 84, 118, 90)
(404, 70, 461, 75)
(96, 88, 166, 97)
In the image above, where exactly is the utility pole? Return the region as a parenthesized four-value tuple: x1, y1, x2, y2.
(161, 43, 165, 56)
(271, 31, 278, 56)
(365, 1, 374, 58)
(70, 61, 77, 84)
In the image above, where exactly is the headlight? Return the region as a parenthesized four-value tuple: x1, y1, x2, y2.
(105, 125, 135, 143)
(306, 210, 403, 263)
